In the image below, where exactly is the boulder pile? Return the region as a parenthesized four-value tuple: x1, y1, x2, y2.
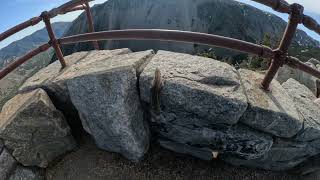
(1, 49, 320, 178)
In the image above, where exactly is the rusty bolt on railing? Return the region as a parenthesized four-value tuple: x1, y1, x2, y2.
(260, 3, 304, 91)
(41, 11, 67, 69)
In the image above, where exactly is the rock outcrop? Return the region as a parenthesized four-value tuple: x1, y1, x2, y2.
(2, 49, 320, 173)
(140, 50, 248, 125)
(139, 51, 273, 161)
(224, 78, 320, 170)
(239, 69, 302, 138)
(65, 51, 154, 161)
(0, 89, 76, 168)
(19, 49, 131, 133)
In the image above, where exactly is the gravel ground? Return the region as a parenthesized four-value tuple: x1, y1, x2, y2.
(46, 133, 304, 180)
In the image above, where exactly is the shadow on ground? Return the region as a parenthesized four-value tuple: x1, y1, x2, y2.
(46, 132, 301, 180)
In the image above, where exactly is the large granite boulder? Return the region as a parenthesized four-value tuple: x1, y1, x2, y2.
(0, 148, 17, 179)
(283, 79, 320, 141)
(65, 50, 154, 161)
(0, 89, 76, 168)
(224, 78, 320, 171)
(140, 50, 248, 125)
(19, 49, 131, 132)
(139, 51, 274, 160)
(239, 69, 302, 138)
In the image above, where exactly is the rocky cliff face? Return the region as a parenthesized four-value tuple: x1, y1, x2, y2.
(61, 0, 319, 57)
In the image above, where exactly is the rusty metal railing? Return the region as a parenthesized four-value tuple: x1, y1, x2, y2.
(0, 0, 99, 79)
(0, 0, 320, 92)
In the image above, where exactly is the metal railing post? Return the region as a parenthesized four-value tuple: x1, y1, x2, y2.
(41, 11, 67, 69)
(260, 3, 304, 90)
(84, 2, 99, 50)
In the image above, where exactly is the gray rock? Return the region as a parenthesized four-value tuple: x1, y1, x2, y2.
(140, 50, 248, 125)
(0, 89, 76, 168)
(239, 69, 302, 138)
(225, 79, 320, 171)
(156, 122, 273, 160)
(139, 51, 273, 161)
(0, 149, 17, 180)
(9, 166, 44, 180)
(276, 64, 319, 96)
(282, 78, 320, 141)
(19, 49, 131, 132)
(66, 51, 154, 161)
(20, 49, 131, 92)
(223, 138, 320, 171)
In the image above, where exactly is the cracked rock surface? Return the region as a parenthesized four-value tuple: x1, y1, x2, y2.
(66, 50, 154, 161)
(0, 89, 76, 168)
(2, 49, 320, 173)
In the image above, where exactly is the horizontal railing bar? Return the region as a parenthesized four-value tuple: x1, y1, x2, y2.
(62, 4, 87, 14)
(48, 0, 93, 18)
(0, 43, 51, 80)
(303, 15, 320, 36)
(250, 0, 291, 14)
(0, 16, 42, 42)
(286, 56, 320, 80)
(251, 0, 320, 36)
(59, 29, 275, 58)
(0, 0, 94, 42)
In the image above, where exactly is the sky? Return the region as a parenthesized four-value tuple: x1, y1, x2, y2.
(0, 0, 319, 49)
(0, 0, 106, 49)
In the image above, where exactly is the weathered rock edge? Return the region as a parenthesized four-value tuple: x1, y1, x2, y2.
(139, 50, 320, 171)
(66, 50, 154, 161)
(0, 89, 76, 168)
(2, 49, 319, 171)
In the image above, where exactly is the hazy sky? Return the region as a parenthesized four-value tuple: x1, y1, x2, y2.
(0, 0, 319, 49)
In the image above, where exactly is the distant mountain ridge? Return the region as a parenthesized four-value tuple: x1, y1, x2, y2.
(60, 0, 319, 58)
(0, 22, 71, 68)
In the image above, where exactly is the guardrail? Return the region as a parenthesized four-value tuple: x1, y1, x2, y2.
(0, 0, 98, 75)
(0, 0, 320, 91)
